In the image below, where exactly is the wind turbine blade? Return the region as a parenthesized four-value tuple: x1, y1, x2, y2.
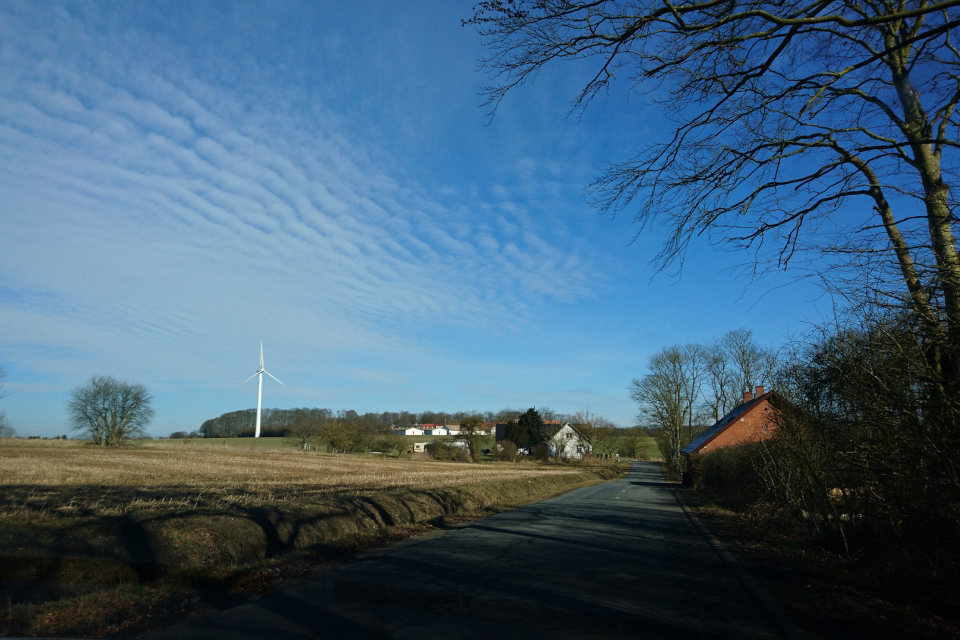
(263, 370, 285, 386)
(260, 341, 264, 369)
(241, 372, 259, 385)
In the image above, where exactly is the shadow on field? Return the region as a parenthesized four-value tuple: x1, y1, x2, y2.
(0, 482, 502, 608)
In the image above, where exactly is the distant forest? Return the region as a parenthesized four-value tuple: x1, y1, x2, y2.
(197, 407, 569, 438)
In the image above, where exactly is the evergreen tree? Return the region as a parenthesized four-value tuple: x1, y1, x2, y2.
(507, 407, 547, 450)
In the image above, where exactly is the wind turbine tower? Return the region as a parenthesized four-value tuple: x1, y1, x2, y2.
(242, 341, 284, 438)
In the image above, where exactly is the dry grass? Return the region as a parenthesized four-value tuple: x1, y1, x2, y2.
(0, 439, 623, 637)
(1, 439, 585, 515)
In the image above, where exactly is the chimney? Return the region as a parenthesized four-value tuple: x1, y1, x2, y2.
(755, 385, 765, 397)
(743, 390, 753, 404)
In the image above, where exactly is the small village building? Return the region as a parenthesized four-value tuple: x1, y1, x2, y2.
(547, 423, 592, 459)
(420, 423, 459, 435)
(681, 386, 779, 478)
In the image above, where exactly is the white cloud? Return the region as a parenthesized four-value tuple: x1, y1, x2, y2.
(0, 3, 601, 397)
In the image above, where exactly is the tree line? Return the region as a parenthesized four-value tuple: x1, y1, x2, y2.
(196, 406, 572, 439)
(60, 372, 618, 449)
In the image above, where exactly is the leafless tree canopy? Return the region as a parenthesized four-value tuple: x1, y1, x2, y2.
(67, 375, 155, 446)
(0, 365, 11, 438)
(469, 0, 960, 398)
(457, 414, 487, 460)
(569, 409, 617, 442)
(630, 345, 691, 471)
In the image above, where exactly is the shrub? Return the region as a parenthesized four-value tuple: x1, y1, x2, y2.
(696, 444, 764, 510)
(365, 433, 403, 455)
(456, 415, 485, 461)
(496, 440, 518, 462)
(428, 439, 471, 462)
(288, 417, 321, 451)
(531, 443, 549, 461)
(633, 440, 651, 461)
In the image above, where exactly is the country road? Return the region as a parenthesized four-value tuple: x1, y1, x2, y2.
(140, 462, 797, 640)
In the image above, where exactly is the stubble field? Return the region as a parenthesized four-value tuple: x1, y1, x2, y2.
(1, 439, 622, 637)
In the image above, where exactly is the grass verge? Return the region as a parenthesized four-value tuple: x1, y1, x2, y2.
(1, 440, 623, 637)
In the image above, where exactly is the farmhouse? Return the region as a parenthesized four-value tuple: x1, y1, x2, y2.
(681, 386, 779, 461)
(494, 421, 592, 459)
(547, 423, 592, 459)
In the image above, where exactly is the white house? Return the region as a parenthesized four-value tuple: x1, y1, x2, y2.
(548, 423, 592, 460)
(403, 428, 425, 436)
(425, 427, 450, 436)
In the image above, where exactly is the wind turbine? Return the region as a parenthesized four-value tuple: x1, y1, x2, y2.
(242, 341, 284, 438)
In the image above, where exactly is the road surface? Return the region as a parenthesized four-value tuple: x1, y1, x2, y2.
(140, 462, 795, 640)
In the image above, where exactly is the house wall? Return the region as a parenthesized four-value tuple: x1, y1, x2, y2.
(548, 425, 591, 459)
(698, 400, 777, 454)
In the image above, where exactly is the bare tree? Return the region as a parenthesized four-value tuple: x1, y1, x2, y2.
(0, 365, 11, 438)
(469, 0, 960, 407)
(317, 420, 357, 453)
(289, 415, 322, 451)
(722, 329, 778, 395)
(680, 343, 708, 435)
(67, 376, 154, 445)
(698, 330, 778, 422)
(457, 414, 486, 461)
(630, 345, 692, 472)
(569, 410, 617, 455)
(704, 341, 736, 422)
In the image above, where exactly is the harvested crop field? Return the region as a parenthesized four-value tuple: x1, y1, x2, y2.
(1, 439, 623, 637)
(3, 439, 587, 500)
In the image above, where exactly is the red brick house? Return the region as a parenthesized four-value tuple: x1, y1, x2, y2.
(681, 385, 779, 460)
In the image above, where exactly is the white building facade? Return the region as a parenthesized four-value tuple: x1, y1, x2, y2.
(548, 424, 592, 460)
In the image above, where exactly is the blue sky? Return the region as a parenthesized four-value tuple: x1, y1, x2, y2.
(0, 1, 832, 436)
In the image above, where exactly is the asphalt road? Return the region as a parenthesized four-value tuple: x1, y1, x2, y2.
(140, 462, 795, 640)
